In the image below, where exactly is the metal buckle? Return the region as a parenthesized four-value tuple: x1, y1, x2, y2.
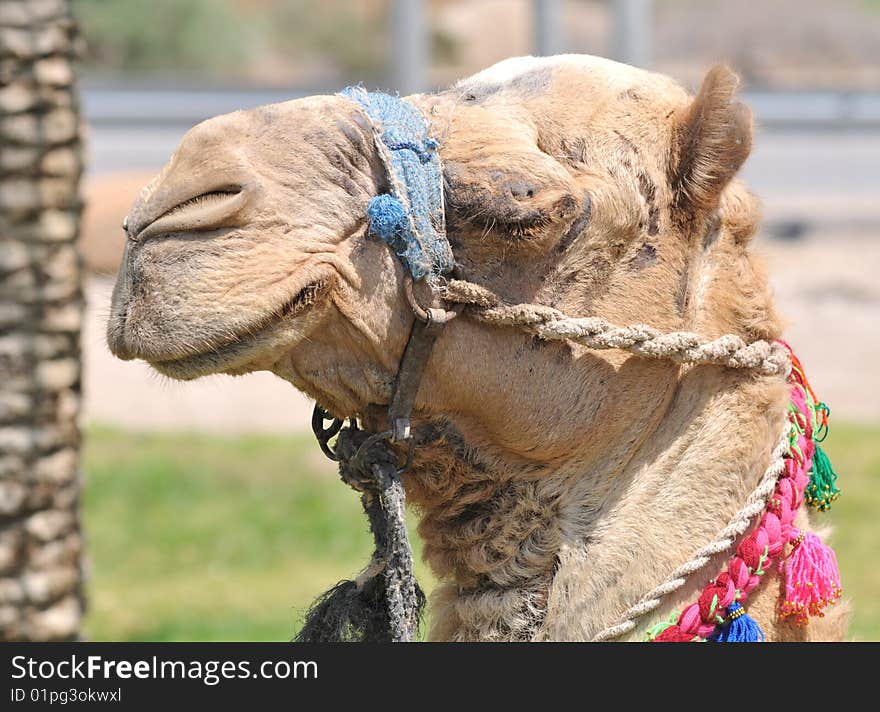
(391, 416, 411, 442)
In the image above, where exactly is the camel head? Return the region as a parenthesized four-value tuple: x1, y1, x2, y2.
(108, 55, 776, 459)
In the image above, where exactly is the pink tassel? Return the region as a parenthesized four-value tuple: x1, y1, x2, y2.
(779, 531, 842, 625)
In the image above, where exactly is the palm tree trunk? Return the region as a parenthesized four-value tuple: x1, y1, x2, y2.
(0, 0, 85, 640)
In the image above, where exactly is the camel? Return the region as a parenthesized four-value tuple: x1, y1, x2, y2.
(106, 55, 848, 641)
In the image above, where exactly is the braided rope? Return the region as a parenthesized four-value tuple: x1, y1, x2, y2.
(442, 279, 791, 376)
(590, 428, 790, 641)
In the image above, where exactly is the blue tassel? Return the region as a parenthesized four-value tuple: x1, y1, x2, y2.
(709, 602, 765, 642)
(367, 194, 407, 241)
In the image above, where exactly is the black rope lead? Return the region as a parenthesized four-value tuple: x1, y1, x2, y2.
(296, 421, 424, 642)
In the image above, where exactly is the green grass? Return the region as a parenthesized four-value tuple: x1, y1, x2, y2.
(82, 423, 879, 641)
(82, 426, 436, 641)
(819, 424, 880, 641)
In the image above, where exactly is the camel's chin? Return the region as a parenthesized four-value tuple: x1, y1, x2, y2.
(113, 279, 331, 380)
(146, 315, 310, 380)
(147, 297, 329, 381)
(148, 343, 262, 380)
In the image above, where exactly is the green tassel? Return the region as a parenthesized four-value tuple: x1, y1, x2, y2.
(805, 444, 840, 511)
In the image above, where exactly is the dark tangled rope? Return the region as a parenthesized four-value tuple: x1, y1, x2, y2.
(295, 427, 425, 642)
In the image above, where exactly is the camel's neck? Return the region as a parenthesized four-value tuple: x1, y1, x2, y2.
(405, 420, 567, 641)
(405, 367, 788, 642)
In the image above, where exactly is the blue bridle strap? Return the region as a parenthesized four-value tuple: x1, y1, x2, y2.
(339, 86, 454, 281)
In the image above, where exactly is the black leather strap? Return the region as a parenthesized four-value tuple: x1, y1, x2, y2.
(387, 315, 445, 442)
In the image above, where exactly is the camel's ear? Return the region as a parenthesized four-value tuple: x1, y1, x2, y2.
(670, 65, 752, 214)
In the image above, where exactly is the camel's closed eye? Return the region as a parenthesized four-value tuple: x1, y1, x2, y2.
(443, 158, 583, 246)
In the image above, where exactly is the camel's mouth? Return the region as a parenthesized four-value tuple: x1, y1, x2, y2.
(147, 279, 330, 380)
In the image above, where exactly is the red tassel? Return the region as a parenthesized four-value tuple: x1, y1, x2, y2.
(779, 531, 842, 625)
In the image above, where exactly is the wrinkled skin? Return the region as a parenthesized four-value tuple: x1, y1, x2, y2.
(108, 55, 848, 641)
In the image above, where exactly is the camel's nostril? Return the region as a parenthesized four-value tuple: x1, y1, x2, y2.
(160, 188, 242, 219)
(132, 186, 248, 242)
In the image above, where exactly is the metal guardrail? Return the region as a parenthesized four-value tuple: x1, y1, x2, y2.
(81, 88, 309, 126)
(749, 92, 880, 129)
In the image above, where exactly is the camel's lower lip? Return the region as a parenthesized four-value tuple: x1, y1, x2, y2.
(147, 280, 327, 378)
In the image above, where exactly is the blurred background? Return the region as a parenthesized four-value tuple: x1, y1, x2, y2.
(2, 0, 878, 641)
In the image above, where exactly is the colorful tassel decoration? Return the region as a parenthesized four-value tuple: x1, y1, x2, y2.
(710, 602, 765, 642)
(644, 612, 684, 641)
(646, 344, 843, 643)
(789, 353, 842, 512)
(805, 444, 840, 511)
(779, 531, 842, 625)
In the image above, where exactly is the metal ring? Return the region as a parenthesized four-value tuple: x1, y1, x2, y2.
(351, 429, 394, 474)
(311, 404, 344, 461)
(351, 429, 415, 479)
(403, 274, 463, 325)
(397, 437, 415, 476)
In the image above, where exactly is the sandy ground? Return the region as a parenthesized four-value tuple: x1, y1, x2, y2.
(81, 229, 880, 433)
(759, 232, 880, 422)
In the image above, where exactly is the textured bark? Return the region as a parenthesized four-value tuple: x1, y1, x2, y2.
(0, 0, 85, 641)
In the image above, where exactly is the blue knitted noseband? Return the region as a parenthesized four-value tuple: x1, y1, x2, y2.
(339, 86, 454, 281)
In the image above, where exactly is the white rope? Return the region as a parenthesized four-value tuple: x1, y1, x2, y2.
(442, 280, 791, 377)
